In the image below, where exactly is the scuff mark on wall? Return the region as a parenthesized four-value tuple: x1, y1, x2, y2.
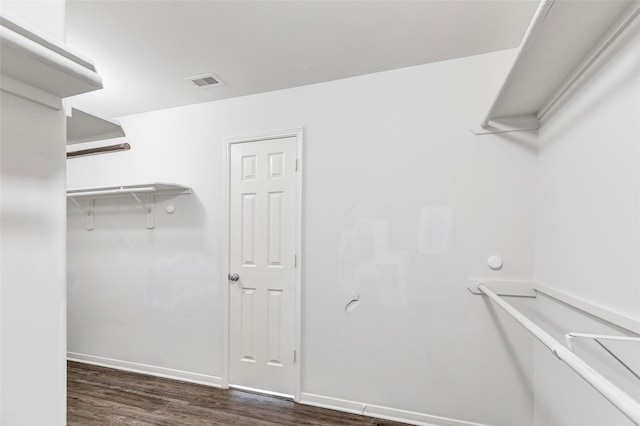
(338, 218, 408, 306)
(345, 295, 361, 314)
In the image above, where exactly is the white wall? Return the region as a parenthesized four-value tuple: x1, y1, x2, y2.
(0, 3, 68, 425)
(67, 49, 538, 426)
(534, 16, 640, 426)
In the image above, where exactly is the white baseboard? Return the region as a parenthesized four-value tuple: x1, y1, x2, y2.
(299, 393, 493, 426)
(67, 352, 223, 388)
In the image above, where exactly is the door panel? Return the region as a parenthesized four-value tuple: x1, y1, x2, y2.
(229, 136, 297, 396)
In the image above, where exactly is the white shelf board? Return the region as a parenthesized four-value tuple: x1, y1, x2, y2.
(67, 183, 191, 229)
(534, 283, 640, 335)
(67, 108, 126, 144)
(67, 183, 192, 198)
(0, 14, 102, 107)
(474, 0, 640, 134)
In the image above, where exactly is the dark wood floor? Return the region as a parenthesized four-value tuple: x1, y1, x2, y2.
(68, 361, 409, 425)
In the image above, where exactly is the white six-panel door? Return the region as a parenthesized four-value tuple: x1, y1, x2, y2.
(228, 136, 298, 396)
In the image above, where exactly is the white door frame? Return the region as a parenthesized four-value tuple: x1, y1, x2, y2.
(222, 128, 303, 402)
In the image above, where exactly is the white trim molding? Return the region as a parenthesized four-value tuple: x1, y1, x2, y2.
(299, 393, 494, 426)
(67, 352, 223, 388)
(0, 74, 61, 109)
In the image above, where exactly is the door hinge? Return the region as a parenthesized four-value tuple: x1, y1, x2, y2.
(294, 254, 297, 267)
(294, 159, 299, 172)
(293, 348, 297, 363)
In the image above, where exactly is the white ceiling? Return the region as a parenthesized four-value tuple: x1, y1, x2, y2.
(65, 1, 538, 119)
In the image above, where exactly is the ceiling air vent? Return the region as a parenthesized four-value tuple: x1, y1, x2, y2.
(186, 73, 224, 88)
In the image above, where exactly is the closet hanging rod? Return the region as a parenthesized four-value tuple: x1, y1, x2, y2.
(477, 283, 640, 425)
(67, 142, 130, 158)
(67, 186, 156, 198)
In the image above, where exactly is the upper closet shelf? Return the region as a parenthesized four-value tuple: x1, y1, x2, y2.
(0, 14, 102, 109)
(67, 183, 192, 198)
(67, 108, 126, 144)
(473, 0, 640, 135)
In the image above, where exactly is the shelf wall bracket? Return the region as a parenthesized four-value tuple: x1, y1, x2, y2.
(471, 114, 540, 136)
(565, 333, 640, 382)
(130, 192, 155, 229)
(147, 195, 154, 230)
(69, 196, 94, 230)
(467, 279, 537, 298)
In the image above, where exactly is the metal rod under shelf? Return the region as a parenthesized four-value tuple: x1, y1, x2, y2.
(67, 142, 130, 158)
(478, 283, 640, 425)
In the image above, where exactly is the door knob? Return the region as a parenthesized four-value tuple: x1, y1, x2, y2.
(228, 273, 240, 282)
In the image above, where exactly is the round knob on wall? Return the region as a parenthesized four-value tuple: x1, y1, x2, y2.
(228, 273, 240, 281)
(488, 256, 503, 270)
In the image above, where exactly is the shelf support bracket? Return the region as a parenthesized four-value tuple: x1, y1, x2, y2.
(471, 114, 540, 135)
(69, 196, 94, 230)
(130, 192, 154, 229)
(130, 192, 145, 210)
